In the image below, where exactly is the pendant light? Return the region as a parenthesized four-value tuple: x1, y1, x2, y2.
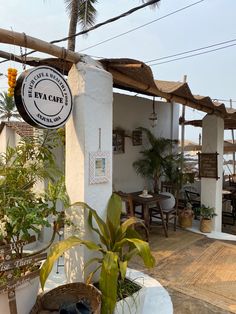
(149, 96, 157, 127)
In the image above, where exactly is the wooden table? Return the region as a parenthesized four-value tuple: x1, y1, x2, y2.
(130, 192, 170, 236)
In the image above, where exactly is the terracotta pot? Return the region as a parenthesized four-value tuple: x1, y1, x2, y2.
(200, 218, 212, 233)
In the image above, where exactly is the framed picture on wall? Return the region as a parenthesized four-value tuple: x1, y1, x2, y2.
(132, 130, 142, 146)
(89, 151, 111, 184)
(113, 130, 125, 154)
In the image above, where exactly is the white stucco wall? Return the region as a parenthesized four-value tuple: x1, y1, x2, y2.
(201, 114, 224, 232)
(65, 59, 113, 282)
(113, 93, 179, 192)
(0, 125, 21, 153)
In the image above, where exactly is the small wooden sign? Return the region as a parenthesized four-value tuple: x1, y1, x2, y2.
(0, 237, 47, 314)
(0, 269, 40, 295)
(0, 236, 36, 255)
(198, 152, 219, 179)
(0, 252, 47, 272)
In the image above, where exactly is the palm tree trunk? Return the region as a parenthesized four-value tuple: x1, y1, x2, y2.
(67, 0, 79, 51)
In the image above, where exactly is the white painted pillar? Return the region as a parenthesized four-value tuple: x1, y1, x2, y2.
(65, 56, 113, 282)
(201, 114, 224, 232)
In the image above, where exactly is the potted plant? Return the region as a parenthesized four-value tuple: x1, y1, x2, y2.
(40, 193, 155, 314)
(133, 127, 178, 193)
(0, 132, 69, 314)
(199, 204, 217, 233)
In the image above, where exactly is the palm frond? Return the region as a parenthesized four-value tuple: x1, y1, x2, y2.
(78, 0, 98, 29)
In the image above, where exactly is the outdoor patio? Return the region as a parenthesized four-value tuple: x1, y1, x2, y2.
(46, 224, 236, 313)
(129, 226, 236, 314)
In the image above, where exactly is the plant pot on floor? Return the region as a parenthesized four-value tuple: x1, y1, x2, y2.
(199, 204, 216, 233)
(178, 203, 194, 228)
(30, 282, 101, 313)
(200, 218, 212, 233)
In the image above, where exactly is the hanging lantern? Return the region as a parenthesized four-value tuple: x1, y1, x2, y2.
(149, 97, 157, 128)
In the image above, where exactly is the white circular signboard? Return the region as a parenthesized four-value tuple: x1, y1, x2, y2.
(15, 66, 73, 129)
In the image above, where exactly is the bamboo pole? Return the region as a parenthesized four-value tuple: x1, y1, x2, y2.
(0, 28, 80, 63)
(181, 75, 187, 155)
(230, 99, 236, 173)
(180, 75, 187, 172)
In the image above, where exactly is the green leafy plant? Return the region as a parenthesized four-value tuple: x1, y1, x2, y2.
(0, 131, 69, 259)
(133, 127, 178, 193)
(40, 193, 155, 314)
(199, 204, 217, 220)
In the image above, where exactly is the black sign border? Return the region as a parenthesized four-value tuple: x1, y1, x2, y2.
(14, 66, 73, 129)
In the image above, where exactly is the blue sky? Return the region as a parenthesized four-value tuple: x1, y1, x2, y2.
(0, 0, 235, 141)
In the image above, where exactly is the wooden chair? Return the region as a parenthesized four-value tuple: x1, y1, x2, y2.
(161, 181, 177, 194)
(150, 192, 177, 235)
(115, 191, 149, 242)
(185, 190, 201, 219)
(149, 200, 168, 237)
(229, 174, 236, 187)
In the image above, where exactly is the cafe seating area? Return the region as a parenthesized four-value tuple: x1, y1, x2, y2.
(116, 181, 183, 240)
(115, 175, 236, 241)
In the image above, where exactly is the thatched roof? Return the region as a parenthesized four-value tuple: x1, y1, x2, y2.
(184, 119, 236, 130)
(0, 122, 34, 137)
(2, 53, 236, 120)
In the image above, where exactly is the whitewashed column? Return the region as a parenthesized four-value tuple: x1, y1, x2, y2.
(201, 114, 224, 232)
(65, 56, 113, 282)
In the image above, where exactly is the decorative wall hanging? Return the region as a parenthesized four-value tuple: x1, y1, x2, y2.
(149, 96, 157, 128)
(132, 130, 142, 146)
(89, 151, 110, 184)
(113, 130, 125, 154)
(198, 152, 219, 179)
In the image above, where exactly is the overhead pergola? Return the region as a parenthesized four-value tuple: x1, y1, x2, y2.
(183, 141, 236, 154)
(184, 118, 236, 130)
(1, 27, 236, 120)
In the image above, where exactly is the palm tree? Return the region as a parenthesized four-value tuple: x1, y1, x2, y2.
(133, 127, 178, 193)
(65, 0, 98, 51)
(0, 92, 21, 121)
(64, 0, 160, 51)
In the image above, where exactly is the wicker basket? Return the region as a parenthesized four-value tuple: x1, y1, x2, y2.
(200, 218, 212, 233)
(179, 215, 193, 228)
(178, 208, 193, 228)
(30, 282, 101, 314)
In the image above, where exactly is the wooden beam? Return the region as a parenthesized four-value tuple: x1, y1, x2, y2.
(0, 28, 80, 63)
(0, 50, 72, 74)
(0, 50, 40, 65)
(108, 66, 169, 98)
(109, 63, 143, 68)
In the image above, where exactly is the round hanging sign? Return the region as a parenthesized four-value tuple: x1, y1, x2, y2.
(15, 66, 73, 129)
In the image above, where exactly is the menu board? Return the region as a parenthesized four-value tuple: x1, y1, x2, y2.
(198, 153, 219, 179)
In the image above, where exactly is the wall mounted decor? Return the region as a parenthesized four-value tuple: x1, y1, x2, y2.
(89, 151, 111, 184)
(113, 130, 125, 154)
(198, 152, 219, 179)
(132, 130, 142, 146)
